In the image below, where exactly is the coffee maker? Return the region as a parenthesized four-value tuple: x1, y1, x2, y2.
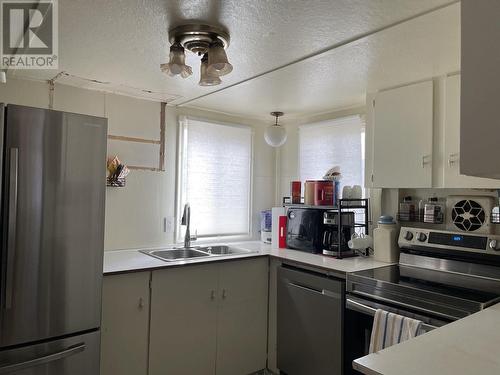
(322, 211, 355, 256)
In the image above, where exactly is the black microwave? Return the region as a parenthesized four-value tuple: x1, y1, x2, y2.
(285, 208, 326, 253)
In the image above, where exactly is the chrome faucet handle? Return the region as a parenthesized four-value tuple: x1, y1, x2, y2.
(182, 203, 192, 248)
(181, 203, 190, 225)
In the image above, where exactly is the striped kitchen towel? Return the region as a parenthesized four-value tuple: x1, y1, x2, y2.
(369, 309, 423, 353)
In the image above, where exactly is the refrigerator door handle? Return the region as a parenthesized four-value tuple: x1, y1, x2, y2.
(4, 148, 18, 309)
(0, 343, 86, 373)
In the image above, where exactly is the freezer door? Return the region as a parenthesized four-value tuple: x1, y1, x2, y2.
(0, 330, 100, 374)
(0, 105, 107, 347)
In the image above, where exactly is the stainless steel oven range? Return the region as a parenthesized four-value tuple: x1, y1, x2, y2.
(344, 226, 500, 374)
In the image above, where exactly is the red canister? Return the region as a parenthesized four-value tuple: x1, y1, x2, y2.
(306, 180, 334, 206)
(290, 181, 301, 204)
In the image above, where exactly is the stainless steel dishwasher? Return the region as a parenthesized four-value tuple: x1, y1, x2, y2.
(277, 264, 344, 375)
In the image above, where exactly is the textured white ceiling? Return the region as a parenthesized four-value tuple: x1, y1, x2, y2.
(9, 0, 458, 116)
(186, 3, 460, 119)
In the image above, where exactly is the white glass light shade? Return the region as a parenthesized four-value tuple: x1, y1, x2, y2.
(207, 42, 233, 76)
(160, 44, 192, 78)
(199, 56, 221, 86)
(264, 125, 287, 147)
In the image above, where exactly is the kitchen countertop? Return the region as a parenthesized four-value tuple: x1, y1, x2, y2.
(104, 242, 500, 375)
(103, 241, 391, 276)
(353, 302, 500, 375)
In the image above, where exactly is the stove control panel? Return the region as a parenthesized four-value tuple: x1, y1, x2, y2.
(398, 227, 500, 256)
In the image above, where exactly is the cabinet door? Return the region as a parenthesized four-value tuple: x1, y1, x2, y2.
(372, 80, 433, 187)
(267, 258, 281, 374)
(101, 272, 150, 375)
(460, 0, 500, 179)
(216, 258, 269, 375)
(149, 264, 219, 375)
(444, 75, 500, 188)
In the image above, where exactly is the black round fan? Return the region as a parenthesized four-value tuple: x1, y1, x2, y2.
(451, 199, 486, 232)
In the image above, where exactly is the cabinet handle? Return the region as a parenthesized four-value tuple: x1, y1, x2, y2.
(448, 153, 459, 167)
(138, 298, 145, 309)
(422, 155, 432, 168)
(210, 290, 216, 301)
(222, 289, 227, 299)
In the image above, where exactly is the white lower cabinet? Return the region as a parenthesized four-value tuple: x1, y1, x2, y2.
(215, 258, 269, 375)
(149, 262, 219, 375)
(149, 257, 269, 375)
(101, 272, 150, 375)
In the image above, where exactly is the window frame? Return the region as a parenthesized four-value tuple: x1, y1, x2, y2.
(298, 114, 366, 190)
(175, 115, 254, 243)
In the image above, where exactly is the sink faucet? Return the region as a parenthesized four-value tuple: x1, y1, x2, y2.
(181, 203, 192, 248)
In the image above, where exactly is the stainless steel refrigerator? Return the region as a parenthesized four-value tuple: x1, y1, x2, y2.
(0, 104, 107, 374)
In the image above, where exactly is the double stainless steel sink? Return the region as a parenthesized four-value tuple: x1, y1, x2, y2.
(140, 245, 257, 262)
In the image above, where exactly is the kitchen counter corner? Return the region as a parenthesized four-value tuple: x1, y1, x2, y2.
(353, 302, 500, 375)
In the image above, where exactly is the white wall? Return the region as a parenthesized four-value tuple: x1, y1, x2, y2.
(0, 78, 275, 251)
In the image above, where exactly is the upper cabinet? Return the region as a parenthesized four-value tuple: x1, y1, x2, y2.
(369, 80, 434, 188)
(443, 75, 500, 188)
(460, 0, 500, 180)
(366, 75, 500, 189)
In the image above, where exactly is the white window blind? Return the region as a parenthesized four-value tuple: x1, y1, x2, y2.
(299, 115, 364, 188)
(179, 117, 252, 238)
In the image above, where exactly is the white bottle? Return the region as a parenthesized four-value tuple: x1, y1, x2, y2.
(373, 216, 400, 263)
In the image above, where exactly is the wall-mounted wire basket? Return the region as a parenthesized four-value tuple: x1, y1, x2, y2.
(106, 176, 126, 187)
(107, 156, 129, 188)
(397, 212, 444, 224)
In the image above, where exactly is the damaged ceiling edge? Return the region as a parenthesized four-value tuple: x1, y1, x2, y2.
(47, 71, 183, 103)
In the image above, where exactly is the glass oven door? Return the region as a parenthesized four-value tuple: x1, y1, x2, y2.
(344, 294, 450, 375)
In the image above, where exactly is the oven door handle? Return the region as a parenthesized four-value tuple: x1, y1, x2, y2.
(346, 298, 377, 315)
(346, 298, 439, 331)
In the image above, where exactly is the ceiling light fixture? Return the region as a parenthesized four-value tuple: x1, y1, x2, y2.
(265, 112, 287, 147)
(199, 54, 221, 86)
(207, 40, 233, 76)
(160, 42, 192, 78)
(161, 24, 232, 86)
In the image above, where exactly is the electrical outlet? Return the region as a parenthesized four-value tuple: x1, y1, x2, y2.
(163, 216, 174, 233)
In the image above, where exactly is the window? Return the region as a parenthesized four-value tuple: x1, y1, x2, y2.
(178, 117, 252, 239)
(299, 115, 364, 189)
